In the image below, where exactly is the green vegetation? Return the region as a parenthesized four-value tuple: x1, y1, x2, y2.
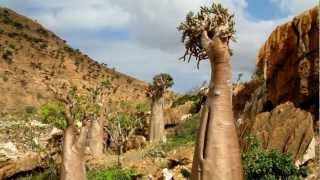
(242, 135, 301, 180)
(101, 79, 112, 89)
(88, 166, 136, 180)
(150, 114, 198, 154)
(172, 92, 205, 114)
(135, 102, 150, 113)
(39, 102, 66, 129)
(107, 112, 144, 165)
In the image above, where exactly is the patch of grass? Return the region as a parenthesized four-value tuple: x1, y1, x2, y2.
(39, 102, 66, 129)
(147, 114, 198, 158)
(135, 102, 150, 113)
(158, 114, 199, 152)
(88, 166, 136, 180)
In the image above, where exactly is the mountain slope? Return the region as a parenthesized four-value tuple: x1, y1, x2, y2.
(0, 7, 148, 113)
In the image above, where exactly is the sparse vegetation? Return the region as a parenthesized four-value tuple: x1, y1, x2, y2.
(159, 114, 198, 152)
(107, 112, 144, 166)
(39, 101, 66, 129)
(88, 166, 136, 180)
(2, 49, 13, 64)
(147, 114, 199, 158)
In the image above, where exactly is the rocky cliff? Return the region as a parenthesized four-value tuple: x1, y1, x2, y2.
(236, 6, 319, 165)
(256, 6, 319, 120)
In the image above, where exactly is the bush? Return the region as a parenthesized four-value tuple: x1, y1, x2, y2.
(88, 167, 136, 180)
(39, 102, 66, 129)
(101, 79, 112, 88)
(242, 135, 300, 180)
(172, 93, 205, 114)
(135, 102, 150, 113)
(25, 106, 36, 114)
(159, 114, 199, 152)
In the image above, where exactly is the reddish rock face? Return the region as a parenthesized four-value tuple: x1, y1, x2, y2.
(256, 6, 319, 120)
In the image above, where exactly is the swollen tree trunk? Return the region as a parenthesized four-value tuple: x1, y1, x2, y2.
(60, 108, 90, 180)
(191, 33, 243, 180)
(149, 96, 166, 142)
(88, 118, 104, 157)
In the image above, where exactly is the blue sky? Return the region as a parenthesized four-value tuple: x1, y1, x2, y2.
(0, 0, 317, 92)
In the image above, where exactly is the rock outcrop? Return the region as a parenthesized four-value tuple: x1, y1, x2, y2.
(256, 6, 319, 120)
(251, 102, 314, 161)
(236, 7, 319, 167)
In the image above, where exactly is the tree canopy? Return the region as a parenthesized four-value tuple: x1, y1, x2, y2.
(178, 3, 236, 67)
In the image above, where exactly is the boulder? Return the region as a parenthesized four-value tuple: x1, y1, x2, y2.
(251, 102, 314, 161)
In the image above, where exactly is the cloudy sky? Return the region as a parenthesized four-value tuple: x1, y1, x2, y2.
(0, 0, 317, 92)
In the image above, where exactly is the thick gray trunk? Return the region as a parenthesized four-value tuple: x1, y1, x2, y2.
(149, 96, 166, 142)
(60, 124, 89, 180)
(191, 36, 243, 180)
(88, 118, 104, 157)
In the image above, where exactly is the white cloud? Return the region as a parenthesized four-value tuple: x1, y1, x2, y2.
(1, 0, 316, 92)
(270, 0, 317, 14)
(3, 0, 131, 32)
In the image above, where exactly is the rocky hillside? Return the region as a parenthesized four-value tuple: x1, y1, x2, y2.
(0, 7, 148, 114)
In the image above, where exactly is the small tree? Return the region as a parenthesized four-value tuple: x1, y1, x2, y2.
(178, 3, 242, 180)
(146, 73, 174, 142)
(106, 112, 143, 166)
(45, 81, 109, 179)
(45, 82, 91, 180)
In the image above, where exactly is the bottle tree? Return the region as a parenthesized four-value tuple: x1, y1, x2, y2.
(178, 3, 243, 179)
(147, 73, 173, 142)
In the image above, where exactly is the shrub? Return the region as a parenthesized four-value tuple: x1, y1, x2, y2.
(88, 166, 136, 180)
(172, 93, 205, 114)
(135, 102, 150, 113)
(25, 106, 36, 114)
(13, 21, 24, 30)
(101, 79, 112, 88)
(2, 50, 13, 64)
(159, 114, 199, 152)
(242, 135, 300, 180)
(39, 102, 66, 129)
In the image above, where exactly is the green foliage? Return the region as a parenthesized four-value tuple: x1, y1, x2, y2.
(172, 92, 205, 114)
(152, 73, 174, 88)
(147, 73, 174, 99)
(178, 2, 235, 62)
(39, 102, 66, 129)
(108, 112, 143, 137)
(172, 94, 199, 107)
(242, 135, 300, 180)
(101, 79, 112, 89)
(135, 102, 150, 113)
(88, 167, 136, 180)
(159, 114, 199, 152)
